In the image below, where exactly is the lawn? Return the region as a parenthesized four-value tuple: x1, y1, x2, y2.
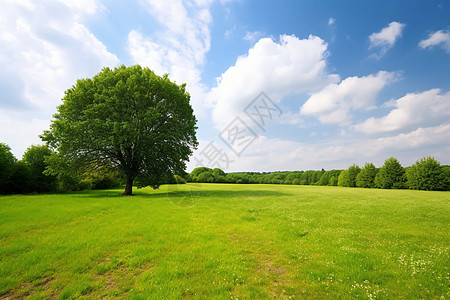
(0, 184, 448, 299)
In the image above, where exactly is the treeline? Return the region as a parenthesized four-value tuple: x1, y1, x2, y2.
(0, 143, 121, 195)
(188, 156, 450, 191)
(2, 140, 449, 195)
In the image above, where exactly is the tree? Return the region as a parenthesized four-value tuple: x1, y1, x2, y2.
(22, 145, 57, 193)
(318, 172, 329, 186)
(338, 170, 349, 187)
(8, 161, 33, 194)
(356, 163, 377, 188)
(406, 156, 446, 191)
(41, 65, 198, 195)
(338, 165, 360, 187)
(329, 175, 338, 186)
(197, 171, 214, 183)
(212, 168, 227, 182)
(346, 164, 361, 187)
(189, 167, 212, 182)
(0, 143, 16, 194)
(375, 157, 406, 189)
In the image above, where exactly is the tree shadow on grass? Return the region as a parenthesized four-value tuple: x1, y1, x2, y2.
(63, 188, 125, 198)
(132, 185, 288, 206)
(64, 185, 290, 202)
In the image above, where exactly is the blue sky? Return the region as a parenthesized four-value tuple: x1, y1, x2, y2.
(1, 0, 449, 172)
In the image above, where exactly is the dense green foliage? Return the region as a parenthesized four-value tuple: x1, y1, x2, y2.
(375, 157, 406, 189)
(188, 168, 342, 186)
(356, 163, 377, 188)
(22, 145, 57, 193)
(0, 143, 121, 194)
(0, 143, 16, 194)
(0, 184, 448, 298)
(338, 164, 361, 187)
(41, 65, 198, 195)
(406, 156, 447, 191)
(2, 139, 449, 194)
(188, 156, 449, 191)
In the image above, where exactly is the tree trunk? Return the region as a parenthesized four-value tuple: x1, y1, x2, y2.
(121, 178, 133, 196)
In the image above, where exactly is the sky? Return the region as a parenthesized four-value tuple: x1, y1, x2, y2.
(1, 0, 449, 172)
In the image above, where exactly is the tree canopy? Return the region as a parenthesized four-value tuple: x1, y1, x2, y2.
(356, 163, 378, 188)
(22, 145, 57, 193)
(41, 65, 198, 195)
(375, 157, 406, 189)
(406, 156, 447, 191)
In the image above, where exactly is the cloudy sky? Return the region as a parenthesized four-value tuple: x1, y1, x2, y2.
(1, 0, 449, 172)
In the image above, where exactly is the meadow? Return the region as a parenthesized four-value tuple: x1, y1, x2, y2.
(0, 184, 448, 299)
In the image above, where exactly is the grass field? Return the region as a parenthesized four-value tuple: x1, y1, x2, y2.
(0, 184, 449, 299)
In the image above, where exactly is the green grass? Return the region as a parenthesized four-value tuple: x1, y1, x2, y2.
(0, 184, 449, 299)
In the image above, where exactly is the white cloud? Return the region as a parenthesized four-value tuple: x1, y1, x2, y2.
(328, 18, 335, 26)
(354, 89, 450, 134)
(419, 30, 450, 53)
(0, 111, 50, 159)
(210, 34, 339, 129)
(128, 0, 212, 117)
(0, 0, 119, 157)
(190, 123, 450, 172)
(300, 71, 399, 125)
(369, 21, 405, 58)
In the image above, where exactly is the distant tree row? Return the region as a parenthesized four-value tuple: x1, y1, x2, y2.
(187, 167, 342, 186)
(0, 143, 121, 195)
(2, 141, 449, 195)
(188, 156, 450, 191)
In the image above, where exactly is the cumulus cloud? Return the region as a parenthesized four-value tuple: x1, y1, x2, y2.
(127, 0, 212, 116)
(210, 34, 339, 129)
(0, 0, 119, 157)
(369, 21, 405, 58)
(328, 18, 335, 26)
(0, 0, 118, 113)
(419, 30, 450, 53)
(194, 122, 450, 172)
(354, 89, 450, 134)
(300, 71, 399, 125)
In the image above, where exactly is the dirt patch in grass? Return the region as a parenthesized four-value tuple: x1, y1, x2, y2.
(0, 277, 57, 300)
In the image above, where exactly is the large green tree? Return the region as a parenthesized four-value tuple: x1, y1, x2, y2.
(41, 65, 198, 195)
